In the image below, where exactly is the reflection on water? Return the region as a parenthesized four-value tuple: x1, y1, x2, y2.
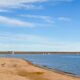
(0, 54, 80, 76)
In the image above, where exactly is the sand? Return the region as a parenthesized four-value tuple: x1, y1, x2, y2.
(0, 58, 79, 80)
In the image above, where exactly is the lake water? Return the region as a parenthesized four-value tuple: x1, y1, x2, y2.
(0, 54, 80, 76)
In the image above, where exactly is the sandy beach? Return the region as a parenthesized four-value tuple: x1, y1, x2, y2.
(0, 58, 79, 80)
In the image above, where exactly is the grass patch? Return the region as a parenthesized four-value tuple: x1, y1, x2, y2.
(17, 71, 49, 80)
(17, 71, 44, 77)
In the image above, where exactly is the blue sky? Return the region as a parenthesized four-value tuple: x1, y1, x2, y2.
(0, 0, 80, 51)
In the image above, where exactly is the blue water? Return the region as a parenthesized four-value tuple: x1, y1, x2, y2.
(0, 54, 80, 76)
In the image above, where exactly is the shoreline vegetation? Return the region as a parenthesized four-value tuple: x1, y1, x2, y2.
(0, 51, 80, 54)
(0, 58, 80, 80)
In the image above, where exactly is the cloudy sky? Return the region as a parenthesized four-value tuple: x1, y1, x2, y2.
(0, 0, 80, 51)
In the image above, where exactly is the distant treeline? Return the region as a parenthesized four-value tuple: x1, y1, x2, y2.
(0, 51, 80, 54)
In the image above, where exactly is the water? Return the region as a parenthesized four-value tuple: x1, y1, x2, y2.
(0, 54, 80, 76)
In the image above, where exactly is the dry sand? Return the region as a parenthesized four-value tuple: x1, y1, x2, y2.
(0, 58, 79, 80)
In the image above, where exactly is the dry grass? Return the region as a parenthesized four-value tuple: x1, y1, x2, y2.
(17, 71, 49, 80)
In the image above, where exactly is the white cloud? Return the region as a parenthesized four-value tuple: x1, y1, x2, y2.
(0, 9, 10, 12)
(20, 14, 54, 23)
(0, 0, 74, 10)
(0, 0, 47, 9)
(0, 16, 35, 27)
(58, 17, 71, 22)
(0, 15, 54, 28)
(0, 40, 80, 51)
(0, 33, 80, 51)
(22, 4, 43, 9)
(0, 33, 51, 44)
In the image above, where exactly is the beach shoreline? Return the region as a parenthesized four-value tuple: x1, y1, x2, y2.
(24, 59, 80, 78)
(0, 58, 79, 80)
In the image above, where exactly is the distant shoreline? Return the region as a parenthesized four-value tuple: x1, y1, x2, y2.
(0, 51, 80, 54)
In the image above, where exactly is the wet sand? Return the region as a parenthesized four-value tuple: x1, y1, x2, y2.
(0, 58, 79, 80)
